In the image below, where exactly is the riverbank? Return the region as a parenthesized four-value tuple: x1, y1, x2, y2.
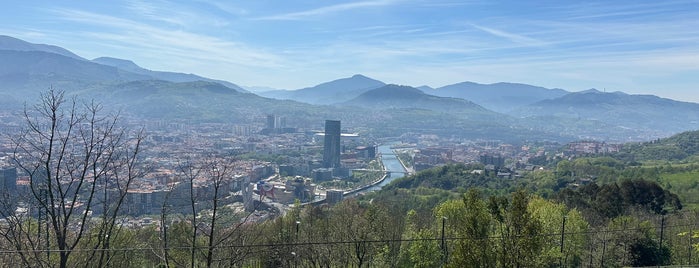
(303, 157, 388, 207)
(303, 144, 407, 206)
(395, 151, 415, 175)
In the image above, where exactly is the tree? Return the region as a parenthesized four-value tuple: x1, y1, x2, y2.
(198, 157, 243, 268)
(602, 216, 671, 267)
(173, 159, 203, 268)
(435, 189, 495, 268)
(166, 156, 255, 267)
(401, 209, 442, 268)
(528, 196, 589, 267)
(5, 90, 144, 268)
(488, 189, 543, 268)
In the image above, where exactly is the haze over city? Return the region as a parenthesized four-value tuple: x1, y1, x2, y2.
(2, 0, 699, 102)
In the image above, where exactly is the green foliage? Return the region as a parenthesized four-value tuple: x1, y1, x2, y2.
(395, 149, 415, 169)
(385, 163, 520, 196)
(5, 152, 699, 267)
(402, 210, 443, 268)
(617, 130, 699, 161)
(658, 170, 699, 209)
(541, 150, 699, 209)
(407, 229, 442, 268)
(528, 196, 589, 267)
(670, 212, 699, 265)
(557, 179, 682, 225)
(601, 216, 672, 267)
(525, 169, 558, 196)
(435, 189, 495, 268)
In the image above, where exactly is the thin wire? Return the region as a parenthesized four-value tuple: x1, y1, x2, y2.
(0, 222, 695, 254)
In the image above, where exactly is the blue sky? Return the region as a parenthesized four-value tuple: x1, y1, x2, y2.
(2, 0, 699, 102)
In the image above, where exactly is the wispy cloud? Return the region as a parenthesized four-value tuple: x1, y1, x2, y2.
(125, 0, 230, 28)
(470, 24, 548, 47)
(126, 0, 182, 26)
(196, 0, 249, 17)
(51, 8, 282, 69)
(255, 0, 399, 20)
(558, 0, 696, 21)
(413, 1, 478, 8)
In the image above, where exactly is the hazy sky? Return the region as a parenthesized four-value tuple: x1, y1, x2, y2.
(2, 0, 699, 102)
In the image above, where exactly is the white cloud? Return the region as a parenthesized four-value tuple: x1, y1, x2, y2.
(470, 24, 548, 47)
(51, 8, 282, 70)
(255, 0, 399, 20)
(197, 0, 249, 16)
(126, 0, 230, 28)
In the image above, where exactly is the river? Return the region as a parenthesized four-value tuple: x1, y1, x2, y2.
(306, 144, 408, 205)
(368, 144, 408, 191)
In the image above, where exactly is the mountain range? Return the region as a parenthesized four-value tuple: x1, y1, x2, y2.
(423, 81, 569, 113)
(1, 35, 697, 142)
(257, 74, 385, 104)
(342, 84, 491, 115)
(0, 35, 84, 60)
(92, 57, 247, 92)
(513, 89, 699, 139)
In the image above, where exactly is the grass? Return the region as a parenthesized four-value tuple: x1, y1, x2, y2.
(658, 171, 699, 209)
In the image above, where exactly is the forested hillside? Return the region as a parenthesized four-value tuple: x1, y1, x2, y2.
(616, 130, 699, 161)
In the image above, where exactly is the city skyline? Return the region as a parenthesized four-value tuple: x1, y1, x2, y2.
(2, 1, 699, 102)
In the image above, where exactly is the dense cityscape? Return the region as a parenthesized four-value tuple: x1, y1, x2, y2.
(3, 113, 618, 223)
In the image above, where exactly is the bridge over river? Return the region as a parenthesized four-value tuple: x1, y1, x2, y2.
(302, 143, 410, 207)
(351, 168, 410, 174)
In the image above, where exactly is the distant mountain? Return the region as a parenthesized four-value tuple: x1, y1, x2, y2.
(0, 35, 85, 60)
(258, 74, 385, 104)
(0, 36, 568, 142)
(85, 80, 254, 122)
(514, 89, 699, 140)
(241, 85, 284, 94)
(0, 50, 149, 98)
(416, 85, 434, 91)
(6, 35, 698, 142)
(342, 84, 494, 115)
(92, 57, 247, 93)
(426, 82, 568, 113)
(341, 84, 564, 141)
(0, 36, 246, 96)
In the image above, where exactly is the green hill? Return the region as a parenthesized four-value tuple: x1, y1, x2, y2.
(515, 90, 699, 140)
(342, 84, 492, 115)
(616, 130, 699, 161)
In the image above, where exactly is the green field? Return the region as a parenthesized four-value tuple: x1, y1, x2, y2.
(658, 171, 699, 210)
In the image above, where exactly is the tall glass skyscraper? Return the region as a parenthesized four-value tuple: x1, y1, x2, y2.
(323, 120, 341, 168)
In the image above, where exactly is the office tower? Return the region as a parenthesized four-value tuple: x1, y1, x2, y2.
(0, 167, 17, 193)
(279, 116, 286, 128)
(0, 167, 17, 203)
(322, 120, 341, 168)
(266, 114, 276, 129)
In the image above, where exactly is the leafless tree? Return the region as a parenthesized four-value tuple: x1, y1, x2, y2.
(155, 175, 177, 268)
(5, 90, 144, 268)
(176, 158, 203, 268)
(163, 155, 263, 267)
(199, 156, 268, 267)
